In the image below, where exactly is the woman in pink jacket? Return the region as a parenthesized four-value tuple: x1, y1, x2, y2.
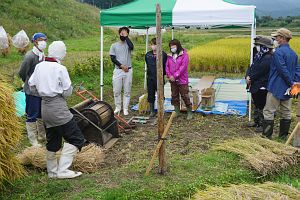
(166, 39, 192, 120)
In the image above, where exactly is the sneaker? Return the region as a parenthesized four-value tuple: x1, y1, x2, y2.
(123, 109, 129, 116)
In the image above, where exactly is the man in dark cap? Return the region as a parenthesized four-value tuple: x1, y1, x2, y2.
(19, 32, 47, 147)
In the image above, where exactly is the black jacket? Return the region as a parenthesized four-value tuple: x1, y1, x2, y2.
(246, 53, 272, 94)
(145, 50, 167, 80)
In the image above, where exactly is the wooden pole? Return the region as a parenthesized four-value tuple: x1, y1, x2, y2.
(156, 4, 166, 174)
(145, 112, 176, 176)
(285, 122, 299, 145)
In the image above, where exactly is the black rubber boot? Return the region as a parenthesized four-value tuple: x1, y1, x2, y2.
(279, 119, 291, 140)
(262, 120, 274, 139)
(248, 108, 259, 127)
(255, 109, 264, 133)
(149, 103, 156, 117)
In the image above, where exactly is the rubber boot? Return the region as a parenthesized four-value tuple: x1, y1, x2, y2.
(26, 122, 42, 147)
(174, 105, 180, 116)
(57, 143, 82, 179)
(255, 109, 264, 133)
(149, 103, 156, 117)
(36, 118, 46, 144)
(262, 120, 274, 139)
(187, 107, 193, 120)
(293, 128, 300, 148)
(47, 151, 58, 178)
(247, 108, 259, 127)
(279, 119, 291, 140)
(123, 96, 130, 116)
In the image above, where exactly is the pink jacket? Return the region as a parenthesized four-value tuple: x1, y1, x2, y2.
(166, 49, 189, 85)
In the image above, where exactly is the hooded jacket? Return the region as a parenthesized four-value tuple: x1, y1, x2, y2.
(166, 49, 189, 85)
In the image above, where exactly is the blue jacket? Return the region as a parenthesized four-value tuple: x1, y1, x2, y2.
(267, 44, 299, 100)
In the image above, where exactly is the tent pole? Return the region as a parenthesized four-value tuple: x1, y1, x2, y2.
(144, 27, 149, 90)
(171, 27, 174, 39)
(100, 26, 104, 101)
(248, 19, 256, 122)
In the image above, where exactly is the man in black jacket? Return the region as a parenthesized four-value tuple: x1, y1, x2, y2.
(145, 38, 167, 117)
(246, 36, 273, 132)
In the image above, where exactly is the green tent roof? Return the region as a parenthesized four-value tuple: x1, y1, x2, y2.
(100, 0, 176, 28)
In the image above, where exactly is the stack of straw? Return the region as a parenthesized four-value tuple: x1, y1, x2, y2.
(18, 144, 105, 173)
(0, 83, 25, 188)
(193, 182, 300, 200)
(138, 93, 150, 114)
(214, 137, 300, 176)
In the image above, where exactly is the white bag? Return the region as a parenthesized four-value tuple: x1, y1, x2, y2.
(12, 30, 30, 49)
(0, 26, 9, 49)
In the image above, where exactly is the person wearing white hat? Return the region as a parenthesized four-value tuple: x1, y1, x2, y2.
(28, 41, 86, 179)
(18, 32, 47, 147)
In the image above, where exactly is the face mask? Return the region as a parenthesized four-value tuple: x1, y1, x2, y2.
(273, 40, 279, 48)
(171, 47, 177, 53)
(37, 41, 47, 51)
(120, 36, 126, 41)
(255, 45, 260, 52)
(151, 45, 157, 51)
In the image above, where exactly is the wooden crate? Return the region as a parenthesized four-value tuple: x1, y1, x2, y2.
(180, 88, 200, 111)
(201, 88, 216, 110)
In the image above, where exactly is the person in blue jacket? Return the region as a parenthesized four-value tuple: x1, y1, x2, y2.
(246, 36, 273, 132)
(262, 28, 299, 139)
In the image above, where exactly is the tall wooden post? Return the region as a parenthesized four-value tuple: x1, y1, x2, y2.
(156, 4, 166, 174)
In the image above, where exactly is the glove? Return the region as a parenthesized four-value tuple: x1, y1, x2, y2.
(290, 83, 300, 99)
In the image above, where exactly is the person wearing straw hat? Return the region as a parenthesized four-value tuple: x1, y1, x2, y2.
(18, 33, 47, 147)
(28, 41, 86, 179)
(262, 28, 299, 139)
(245, 36, 273, 132)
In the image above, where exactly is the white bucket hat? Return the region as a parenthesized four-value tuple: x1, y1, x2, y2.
(48, 41, 66, 61)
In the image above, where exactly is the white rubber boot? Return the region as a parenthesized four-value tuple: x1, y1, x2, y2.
(57, 143, 82, 179)
(36, 118, 46, 144)
(47, 151, 58, 178)
(123, 96, 130, 116)
(26, 122, 42, 147)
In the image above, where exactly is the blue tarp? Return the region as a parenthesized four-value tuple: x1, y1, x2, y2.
(13, 91, 26, 117)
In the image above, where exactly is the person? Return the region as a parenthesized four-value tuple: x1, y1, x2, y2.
(109, 27, 134, 116)
(262, 28, 299, 139)
(166, 39, 192, 120)
(18, 33, 47, 147)
(28, 41, 86, 179)
(145, 38, 167, 117)
(245, 36, 273, 132)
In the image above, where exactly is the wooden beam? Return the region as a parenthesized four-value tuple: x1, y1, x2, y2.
(146, 112, 176, 176)
(156, 3, 166, 174)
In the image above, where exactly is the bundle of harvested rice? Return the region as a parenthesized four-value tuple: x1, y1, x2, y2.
(17, 144, 105, 173)
(214, 137, 300, 176)
(138, 93, 150, 114)
(0, 83, 25, 188)
(12, 30, 30, 54)
(193, 182, 300, 200)
(0, 33, 12, 56)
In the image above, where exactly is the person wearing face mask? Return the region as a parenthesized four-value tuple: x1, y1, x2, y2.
(262, 28, 299, 139)
(28, 41, 86, 179)
(145, 38, 167, 117)
(245, 36, 273, 132)
(166, 39, 192, 120)
(109, 26, 134, 116)
(18, 33, 47, 147)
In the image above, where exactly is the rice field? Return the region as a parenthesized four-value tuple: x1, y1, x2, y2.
(189, 37, 300, 73)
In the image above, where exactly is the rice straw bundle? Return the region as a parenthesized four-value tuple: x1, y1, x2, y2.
(0, 33, 12, 56)
(17, 143, 105, 173)
(193, 182, 300, 200)
(0, 83, 26, 188)
(214, 137, 300, 176)
(138, 93, 150, 114)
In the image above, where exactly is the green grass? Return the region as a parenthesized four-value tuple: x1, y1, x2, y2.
(0, 0, 100, 40)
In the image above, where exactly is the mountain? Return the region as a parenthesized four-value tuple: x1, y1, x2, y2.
(0, 0, 100, 40)
(233, 0, 300, 17)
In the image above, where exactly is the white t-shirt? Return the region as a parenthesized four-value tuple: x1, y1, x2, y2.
(28, 61, 71, 97)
